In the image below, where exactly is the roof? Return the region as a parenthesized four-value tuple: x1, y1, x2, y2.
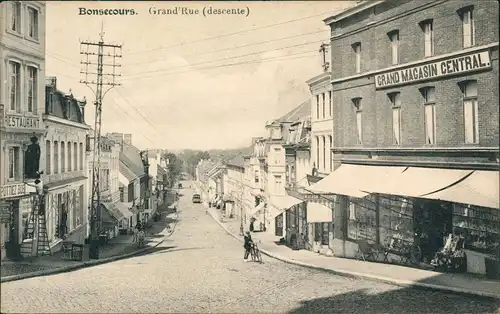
(277, 100, 311, 123)
(226, 154, 245, 169)
(323, 0, 385, 25)
(119, 143, 145, 181)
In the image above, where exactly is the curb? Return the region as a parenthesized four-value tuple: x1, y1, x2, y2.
(207, 208, 500, 300)
(1, 237, 165, 284)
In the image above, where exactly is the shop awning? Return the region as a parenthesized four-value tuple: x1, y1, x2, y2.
(266, 195, 303, 219)
(249, 202, 266, 217)
(115, 202, 134, 219)
(365, 167, 474, 198)
(307, 201, 332, 223)
(270, 195, 303, 210)
(250, 189, 263, 197)
(421, 170, 499, 209)
(102, 202, 133, 222)
(308, 164, 406, 198)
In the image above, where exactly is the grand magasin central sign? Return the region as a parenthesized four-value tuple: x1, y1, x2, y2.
(375, 51, 491, 89)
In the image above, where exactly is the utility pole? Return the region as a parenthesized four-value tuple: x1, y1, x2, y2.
(80, 25, 122, 259)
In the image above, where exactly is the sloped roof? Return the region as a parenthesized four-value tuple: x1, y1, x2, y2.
(226, 154, 245, 169)
(277, 100, 310, 123)
(119, 143, 145, 180)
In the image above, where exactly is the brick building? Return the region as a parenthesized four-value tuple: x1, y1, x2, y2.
(311, 0, 499, 275)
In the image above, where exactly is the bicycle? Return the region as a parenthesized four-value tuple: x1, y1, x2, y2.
(250, 243, 263, 263)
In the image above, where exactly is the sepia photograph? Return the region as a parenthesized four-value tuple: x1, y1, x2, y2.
(0, 0, 499, 313)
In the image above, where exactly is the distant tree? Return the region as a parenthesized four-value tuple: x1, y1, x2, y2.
(162, 151, 183, 186)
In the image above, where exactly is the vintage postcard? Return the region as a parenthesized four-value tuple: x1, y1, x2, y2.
(0, 1, 499, 313)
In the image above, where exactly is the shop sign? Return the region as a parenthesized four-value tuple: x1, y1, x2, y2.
(0, 201, 11, 222)
(0, 183, 27, 199)
(45, 171, 84, 185)
(375, 51, 491, 89)
(5, 114, 40, 129)
(4, 132, 34, 143)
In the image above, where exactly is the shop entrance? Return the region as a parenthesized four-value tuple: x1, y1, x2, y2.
(413, 199, 453, 263)
(6, 200, 20, 259)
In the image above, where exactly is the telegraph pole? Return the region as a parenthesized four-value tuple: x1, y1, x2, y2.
(80, 26, 122, 259)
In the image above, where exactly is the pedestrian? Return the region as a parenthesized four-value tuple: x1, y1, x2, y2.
(243, 231, 253, 262)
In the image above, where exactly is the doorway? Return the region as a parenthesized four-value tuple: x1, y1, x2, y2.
(414, 199, 453, 262)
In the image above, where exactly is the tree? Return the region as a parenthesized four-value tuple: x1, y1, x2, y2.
(162, 151, 183, 187)
(178, 150, 211, 177)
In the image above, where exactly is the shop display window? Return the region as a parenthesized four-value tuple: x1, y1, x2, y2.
(379, 195, 414, 247)
(453, 204, 500, 255)
(313, 222, 331, 245)
(347, 196, 377, 243)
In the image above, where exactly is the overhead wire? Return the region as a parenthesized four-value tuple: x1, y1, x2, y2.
(124, 10, 336, 55)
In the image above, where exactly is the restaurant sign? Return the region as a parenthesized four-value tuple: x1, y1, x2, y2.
(0, 183, 27, 199)
(5, 114, 40, 129)
(375, 51, 491, 89)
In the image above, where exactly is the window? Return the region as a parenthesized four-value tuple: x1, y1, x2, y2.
(389, 93, 402, 145)
(328, 91, 332, 117)
(67, 142, 72, 171)
(53, 141, 59, 174)
(74, 142, 78, 172)
(316, 136, 320, 168)
(388, 30, 399, 65)
(421, 20, 434, 57)
(462, 81, 479, 144)
(274, 175, 282, 194)
(8, 147, 20, 180)
(460, 7, 474, 48)
(61, 142, 66, 172)
(352, 98, 362, 144)
(27, 7, 39, 40)
(10, 2, 21, 33)
(352, 42, 361, 73)
(328, 135, 333, 171)
(9, 61, 21, 112)
(422, 87, 436, 144)
(26, 67, 38, 113)
(79, 143, 84, 170)
(316, 95, 320, 119)
(322, 136, 326, 170)
(45, 140, 51, 174)
(322, 93, 326, 119)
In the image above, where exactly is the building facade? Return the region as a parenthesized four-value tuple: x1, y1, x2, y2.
(320, 0, 499, 275)
(43, 78, 89, 251)
(222, 155, 246, 226)
(0, 1, 46, 260)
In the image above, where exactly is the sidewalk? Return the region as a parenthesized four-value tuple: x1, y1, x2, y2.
(205, 204, 500, 300)
(1, 209, 176, 283)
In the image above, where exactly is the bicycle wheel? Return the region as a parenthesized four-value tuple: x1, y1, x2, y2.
(256, 249, 263, 263)
(410, 245, 422, 264)
(249, 248, 256, 261)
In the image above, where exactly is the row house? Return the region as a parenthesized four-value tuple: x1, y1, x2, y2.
(0, 1, 46, 260)
(87, 135, 133, 238)
(118, 142, 146, 227)
(43, 77, 89, 252)
(309, 0, 499, 275)
(222, 155, 246, 226)
(146, 149, 163, 209)
(245, 102, 310, 237)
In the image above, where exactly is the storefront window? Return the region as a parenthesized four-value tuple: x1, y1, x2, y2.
(453, 204, 500, 255)
(379, 195, 414, 247)
(314, 222, 330, 245)
(347, 196, 377, 243)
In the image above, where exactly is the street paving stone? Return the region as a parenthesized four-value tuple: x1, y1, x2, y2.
(1, 186, 500, 314)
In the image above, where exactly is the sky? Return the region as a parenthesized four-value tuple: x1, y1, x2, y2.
(45, 1, 352, 150)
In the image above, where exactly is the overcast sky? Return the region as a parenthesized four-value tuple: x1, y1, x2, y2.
(46, 1, 351, 150)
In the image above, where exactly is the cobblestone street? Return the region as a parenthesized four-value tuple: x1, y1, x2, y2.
(1, 187, 499, 314)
